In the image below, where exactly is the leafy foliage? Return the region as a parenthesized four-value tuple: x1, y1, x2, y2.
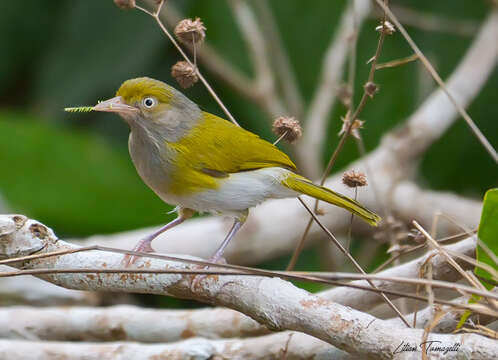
(475, 188, 498, 288)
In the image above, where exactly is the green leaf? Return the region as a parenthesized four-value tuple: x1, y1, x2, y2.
(475, 188, 498, 289)
(455, 294, 480, 330)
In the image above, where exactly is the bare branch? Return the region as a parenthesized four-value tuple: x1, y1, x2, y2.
(228, 0, 286, 117)
(320, 237, 476, 311)
(381, 5, 479, 37)
(297, 0, 372, 178)
(1, 215, 496, 359)
(387, 290, 498, 333)
(374, 2, 498, 162)
(0, 333, 350, 360)
(252, 0, 305, 117)
(0, 305, 266, 342)
(0, 270, 99, 306)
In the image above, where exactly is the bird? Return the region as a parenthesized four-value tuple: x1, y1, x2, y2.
(92, 77, 381, 265)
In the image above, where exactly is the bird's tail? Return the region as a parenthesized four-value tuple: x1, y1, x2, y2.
(281, 173, 381, 226)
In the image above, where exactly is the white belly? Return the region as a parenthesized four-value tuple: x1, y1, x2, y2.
(170, 167, 298, 217)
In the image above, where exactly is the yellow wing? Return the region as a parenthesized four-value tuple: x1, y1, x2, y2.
(168, 112, 296, 194)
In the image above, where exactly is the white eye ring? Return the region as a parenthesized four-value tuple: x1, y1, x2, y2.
(142, 97, 157, 109)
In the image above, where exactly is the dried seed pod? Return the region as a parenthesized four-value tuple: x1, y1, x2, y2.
(272, 116, 302, 143)
(174, 17, 206, 45)
(114, 0, 135, 9)
(364, 81, 378, 98)
(342, 170, 368, 188)
(171, 61, 199, 88)
(375, 21, 396, 35)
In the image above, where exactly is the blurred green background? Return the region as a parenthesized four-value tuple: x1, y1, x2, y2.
(0, 0, 496, 240)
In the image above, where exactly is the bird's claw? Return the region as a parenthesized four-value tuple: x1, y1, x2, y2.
(121, 239, 155, 267)
(190, 257, 227, 291)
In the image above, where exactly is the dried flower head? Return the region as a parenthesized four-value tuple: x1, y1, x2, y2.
(114, 0, 135, 9)
(342, 170, 367, 188)
(174, 18, 206, 45)
(364, 81, 378, 98)
(171, 61, 199, 88)
(338, 115, 364, 140)
(375, 21, 396, 35)
(272, 116, 302, 143)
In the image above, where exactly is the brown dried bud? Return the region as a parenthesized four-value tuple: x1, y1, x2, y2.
(114, 0, 135, 9)
(272, 116, 302, 143)
(338, 115, 364, 140)
(375, 21, 396, 35)
(171, 61, 199, 88)
(342, 170, 367, 188)
(174, 18, 206, 45)
(364, 81, 378, 98)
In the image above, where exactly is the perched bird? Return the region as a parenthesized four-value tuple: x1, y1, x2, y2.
(93, 77, 381, 265)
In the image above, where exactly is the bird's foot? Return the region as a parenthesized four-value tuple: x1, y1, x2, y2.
(190, 257, 227, 292)
(122, 238, 155, 267)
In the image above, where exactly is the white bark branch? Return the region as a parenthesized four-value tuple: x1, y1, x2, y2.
(297, 0, 372, 178)
(386, 290, 498, 333)
(0, 270, 99, 306)
(0, 237, 482, 342)
(0, 305, 266, 343)
(320, 237, 475, 310)
(1, 215, 496, 359)
(0, 333, 349, 360)
(383, 11, 498, 161)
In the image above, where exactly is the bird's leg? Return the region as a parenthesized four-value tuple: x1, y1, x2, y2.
(209, 218, 244, 264)
(123, 208, 194, 266)
(191, 212, 247, 290)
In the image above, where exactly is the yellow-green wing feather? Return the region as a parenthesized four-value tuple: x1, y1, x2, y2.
(168, 112, 296, 194)
(282, 173, 381, 226)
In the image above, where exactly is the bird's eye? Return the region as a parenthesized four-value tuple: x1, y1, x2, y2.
(142, 97, 156, 109)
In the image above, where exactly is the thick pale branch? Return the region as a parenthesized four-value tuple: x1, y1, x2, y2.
(228, 0, 286, 117)
(320, 237, 476, 310)
(0, 270, 99, 306)
(386, 291, 498, 333)
(0, 305, 266, 343)
(0, 235, 483, 343)
(252, 0, 305, 117)
(297, 0, 372, 178)
(1, 215, 495, 359)
(382, 11, 498, 161)
(0, 334, 349, 360)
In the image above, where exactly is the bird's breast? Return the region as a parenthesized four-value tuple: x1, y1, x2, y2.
(128, 131, 176, 202)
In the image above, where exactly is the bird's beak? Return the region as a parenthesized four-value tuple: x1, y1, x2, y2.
(93, 96, 138, 115)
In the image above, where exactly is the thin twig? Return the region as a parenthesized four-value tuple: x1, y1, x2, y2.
(297, 197, 411, 327)
(252, 0, 304, 117)
(374, 0, 498, 163)
(287, 1, 389, 271)
(136, 0, 240, 126)
(228, 0, 285, 117)
(373, 230, 476, 273)
(413, 221, 480, 288)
